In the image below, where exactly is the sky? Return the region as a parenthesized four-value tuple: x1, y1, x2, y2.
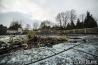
(0, 0, 98, 27)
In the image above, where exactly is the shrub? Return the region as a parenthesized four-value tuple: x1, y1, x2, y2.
(27, 31, 37, 40)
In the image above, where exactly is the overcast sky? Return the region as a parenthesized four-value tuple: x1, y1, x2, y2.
(0, 0, 98, 27)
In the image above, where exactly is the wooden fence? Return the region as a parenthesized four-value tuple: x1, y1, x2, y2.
(64, 27, 98, 34)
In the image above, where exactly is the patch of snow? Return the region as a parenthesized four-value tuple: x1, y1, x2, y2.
(0, 42, 97, 65)
(0, 35, 98, 65)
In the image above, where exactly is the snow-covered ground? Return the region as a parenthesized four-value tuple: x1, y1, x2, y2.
(0, 35, 98, 65)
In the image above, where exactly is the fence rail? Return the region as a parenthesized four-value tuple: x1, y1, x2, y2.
(65, 27, 98, 34)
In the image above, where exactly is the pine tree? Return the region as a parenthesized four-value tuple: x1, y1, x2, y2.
(76, 19, 84, 29)
(0, 24, 7, 35)
(80, 22, 84, 28)
(66, 23, 71, 30)
(70, 21, 75, 29)
(9, 21, 22, 30)
(76, 19, 81, 29)
(84, 12, 97, 28)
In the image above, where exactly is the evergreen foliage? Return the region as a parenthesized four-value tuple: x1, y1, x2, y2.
(9, 21, 22, 30)
(84, 12, 97, 28)
(0, 24, 7, 35)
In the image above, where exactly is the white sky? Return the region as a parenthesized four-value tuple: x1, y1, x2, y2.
(0, 0, 98, 26)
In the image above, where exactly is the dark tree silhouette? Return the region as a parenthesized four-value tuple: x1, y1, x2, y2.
(0, 24, 7, 35)
(76, 19, 81, 29)
(70, 21, 75, 29)
(69, 10, 76, 23)
(68, 9, 76, 29)
(9, 21, 22, 30)
(76, 18, 84, 29)
(66, 23, 71, 30)
(56, 13, 62, 28)
(40, 20, 51, 29)
(84, 12, 97, 28)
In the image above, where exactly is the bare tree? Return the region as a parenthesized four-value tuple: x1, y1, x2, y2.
(62, 11, 69, 28)
(67, 9, 77, 29)
(56, 13, 62, 27)
(56, 12, 69, 28)
(33, 22, 39, 30)
(69, 9, 77, 23)
(25, 24, 31, 30)
(56, 9, 77, 29)
(79, 14, 86, 22)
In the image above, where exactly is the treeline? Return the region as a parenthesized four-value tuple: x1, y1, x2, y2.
(40, 10, 97, 30)
(0, 21, 22, 35)
(8, 21, 22, 30)
(0, 10, 98, 35)
(66, 11, 97, 30)
(0, 25, 7, 35)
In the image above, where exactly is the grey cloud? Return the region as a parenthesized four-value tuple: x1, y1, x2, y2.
(0, 0, 98, 26)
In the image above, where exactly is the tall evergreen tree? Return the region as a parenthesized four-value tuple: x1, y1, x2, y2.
(76, 19, 81, 29)
(80, 22, 84, 28)
(9, 21, 22, 30)
(70, 21, 75, 29)
(84, 12, 97, 28)
(66, 23, 71, 30)
(76, 18, 84, 29)
(0, 24, 7, 35)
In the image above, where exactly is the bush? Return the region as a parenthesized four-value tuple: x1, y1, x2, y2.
(27, 31, 37, 40)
